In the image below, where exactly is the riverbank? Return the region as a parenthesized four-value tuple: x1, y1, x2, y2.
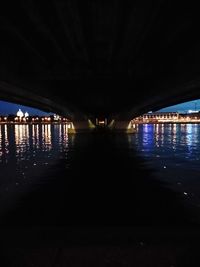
(134, 121, 200, 124)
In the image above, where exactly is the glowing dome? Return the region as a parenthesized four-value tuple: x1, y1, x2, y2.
(16, 109, 24, 117)
(54, 114, 60, 120)
(24, 112, 29, 117)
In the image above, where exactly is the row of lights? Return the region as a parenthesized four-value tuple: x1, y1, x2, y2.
(0, 116, 69, 122)
(0, 117, 8, 121)
(0, 109, 69, 123)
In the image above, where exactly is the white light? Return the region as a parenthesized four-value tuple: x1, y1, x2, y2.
(188, 110, 198, 113)
(24, 112, 29, 118)
(16, 109, 24, 118)
(54, 114, 60, 120)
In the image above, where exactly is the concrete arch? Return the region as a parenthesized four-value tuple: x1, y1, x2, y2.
(0, 81, 79, 119)
(118, 81, 200, 120)
(1, 79, 200, 132)
(1, 1, 200, 128)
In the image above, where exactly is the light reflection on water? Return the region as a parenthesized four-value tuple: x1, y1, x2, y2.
(0, 124, 69, 193)
(131, 123, 200, 157)
(129, 123, 200, 207)
(1, 123, 200, 213)
(0, 124, 69, 160)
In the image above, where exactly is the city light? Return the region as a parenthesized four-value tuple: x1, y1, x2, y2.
(24, 111, 29, 117)
(188, 110, 198, 113)
(132, 111, 200, 124)
(0, 109, 70, 126)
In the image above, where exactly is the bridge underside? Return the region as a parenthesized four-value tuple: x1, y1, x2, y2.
(0, 1, 200, 128)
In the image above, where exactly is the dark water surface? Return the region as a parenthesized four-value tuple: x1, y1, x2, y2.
(131, 124, 200, 215)
(2, 123, 200, 265)
(0, 124, 200, 243)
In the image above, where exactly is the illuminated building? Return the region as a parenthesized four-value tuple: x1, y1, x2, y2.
(16, 109, 24, 118)
(0, 112, 71, 125)
(133, 112, 179, 123)
(133, 111, 200, 123)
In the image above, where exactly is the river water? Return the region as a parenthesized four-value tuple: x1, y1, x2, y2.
(131, 124, 200, 211)
(0, 123, 200, 228)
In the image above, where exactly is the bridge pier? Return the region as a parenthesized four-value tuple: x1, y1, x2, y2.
(68, 119, 136, 134)
(108, 120, 136, 133)
(68, 119, 96, 133)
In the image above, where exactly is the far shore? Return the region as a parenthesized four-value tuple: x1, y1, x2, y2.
(0, 121, 70, 124)
(134, 121, 200, 124)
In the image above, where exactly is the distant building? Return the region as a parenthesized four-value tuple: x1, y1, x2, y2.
(187, 110, 199, 113)
(0, 112, 71, 124)
(133, 111, 200, 123)
(180, 112, 200, 120)
(133, 112, 179, 123)
(53, 114, 60, 121)
(16, 109, 24, 118)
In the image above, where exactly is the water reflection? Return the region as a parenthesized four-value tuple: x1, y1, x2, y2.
(0, 124, 70, 192)
(0, 125, 9, 163)
(5, 124, 70, 161)
(32, 124, 39, 149)
(132, 124, 200, 158)
(41, 124, 52, 151)
(15, 124, 30, 160)
(142, 124, 154, 150)
(129, 123, 200, 208)
(1, 123, 200, 218)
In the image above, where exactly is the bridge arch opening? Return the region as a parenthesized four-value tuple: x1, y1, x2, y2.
(131, 99, 200, 125)
(0, 99, 74, 130)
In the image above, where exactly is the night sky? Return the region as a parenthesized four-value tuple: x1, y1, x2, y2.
(158, 99, 200, 113)
(0, 100, 53, 116)
(0, 99, 200, 116)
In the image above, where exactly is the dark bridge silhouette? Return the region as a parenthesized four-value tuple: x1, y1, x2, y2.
(0, 1, 200, 129)
(1, 3, 200, 259)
